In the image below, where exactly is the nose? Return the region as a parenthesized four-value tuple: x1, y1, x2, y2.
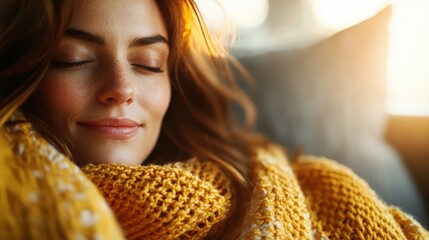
(97, 65, 135, 106)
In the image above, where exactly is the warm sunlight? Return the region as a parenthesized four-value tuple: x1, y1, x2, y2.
(387, 0, 429, 116)
(196, 0, 268, 30)
(310, 0, 390, 32)
(221, 0, 269, 29)
(198, 0, 429, 116)
(299, 0, 429, 116)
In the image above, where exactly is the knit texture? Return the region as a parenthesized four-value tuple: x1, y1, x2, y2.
(292, 156, 427, 240)
(238, 146, 313, 239)
(82, 148, 428, 240)
(0, 115, 124, 240)
(1, 116, 428, 239)
(81, 159, 232, 239)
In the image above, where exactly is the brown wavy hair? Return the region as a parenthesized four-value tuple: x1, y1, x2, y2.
(1, 0, 265, 237)
(151, 0, 263, 182)
(0, 0, 73, 121)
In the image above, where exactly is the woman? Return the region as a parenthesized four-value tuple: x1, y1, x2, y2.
(0, 0, 427, 239)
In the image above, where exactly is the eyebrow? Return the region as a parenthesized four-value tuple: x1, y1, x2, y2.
(129, 35, 168, 48)
(65, 28, 104, 44)
(65, 28, 168, 47)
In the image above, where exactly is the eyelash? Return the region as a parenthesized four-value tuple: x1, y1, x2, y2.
(51, 61, 92, 68)
(51, 61, 164, 73)
(132, 64, 164, 73)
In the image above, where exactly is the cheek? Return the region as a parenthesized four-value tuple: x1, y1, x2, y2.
(37, 73, 86, 120)
(138, 78, 171, 121)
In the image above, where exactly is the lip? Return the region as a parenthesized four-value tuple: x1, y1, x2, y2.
(78, 118, 142, 139)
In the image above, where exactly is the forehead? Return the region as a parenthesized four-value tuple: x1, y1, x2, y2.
(69, 0, 167, 39)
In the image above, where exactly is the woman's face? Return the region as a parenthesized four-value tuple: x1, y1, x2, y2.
(36, 0, 171, 166)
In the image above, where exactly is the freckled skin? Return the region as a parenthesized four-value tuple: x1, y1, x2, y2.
(36, 0, 171, 166)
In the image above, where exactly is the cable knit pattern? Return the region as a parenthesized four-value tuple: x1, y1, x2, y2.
(1, 115, 428, 239)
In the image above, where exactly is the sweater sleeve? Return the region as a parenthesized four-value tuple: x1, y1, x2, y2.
(292, 156, 428, 240)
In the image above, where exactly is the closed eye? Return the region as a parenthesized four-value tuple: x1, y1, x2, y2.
(51, 60, 93, 68)
(132, 64, 164, 73)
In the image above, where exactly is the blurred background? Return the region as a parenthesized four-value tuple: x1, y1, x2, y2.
(198, 0, 429, 226)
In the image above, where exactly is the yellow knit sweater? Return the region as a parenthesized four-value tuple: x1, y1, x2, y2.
(1, 117, 428, 239)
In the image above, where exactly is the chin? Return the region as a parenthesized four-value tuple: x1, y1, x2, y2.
(96, 157, 144, 166)
(73, 154, 144, 166)
(71, 145, 148, 166)
(110, 159, 143, 166)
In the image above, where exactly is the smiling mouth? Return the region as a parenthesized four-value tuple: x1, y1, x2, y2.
(78, 118, 142, 139)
